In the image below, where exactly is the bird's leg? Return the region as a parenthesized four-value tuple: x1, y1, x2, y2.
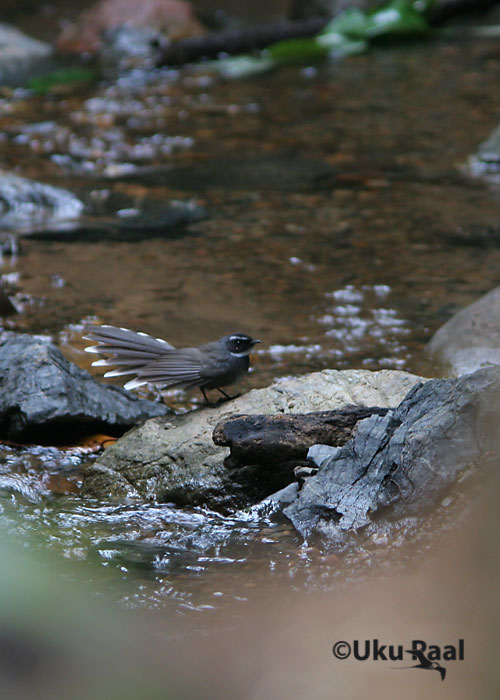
(216, 388, 240, 400)
(201, 388, 214, 405)
(200, 388, 240, 406)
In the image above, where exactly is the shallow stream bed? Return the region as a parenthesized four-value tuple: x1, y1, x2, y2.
(1, 33, 499, 616)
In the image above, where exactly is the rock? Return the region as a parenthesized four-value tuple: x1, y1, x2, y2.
(29, 198, 207, 241)
(98, 25, 169, 75)
(443, 222, 500, 248)
(0, 233, 18, 256)
(57, 0, 206, 55)
(426, 286, 500, 376)
(0, 171, 84, 234)
(81, 368, 425, 508)
(0, 335, 168, 442)
(123, 152, 336, 192)
(0, 171, 205, 239)
(0, 24, 53, 86)
(283, 367, 500, 550)
(251, 482, 300, 518)
(465, 121, 500, 182)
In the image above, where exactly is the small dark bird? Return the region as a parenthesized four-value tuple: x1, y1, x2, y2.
(398, 649, 447, 681)
(83, 325, 260, 403)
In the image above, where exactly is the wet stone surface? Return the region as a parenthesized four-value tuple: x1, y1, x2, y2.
(81, 368, 422, 508)
(0, 333, 169, 441)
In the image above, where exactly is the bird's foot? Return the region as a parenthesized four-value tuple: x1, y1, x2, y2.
(216, 388, 240, 400)
(200, 388, 240, 406)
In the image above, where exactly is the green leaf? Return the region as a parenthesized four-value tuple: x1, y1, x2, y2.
(315, 32, 367, 59)
(212, 0, 433, 78)
(28, 67, 98, 95)
(366, 0, 431, 38)
(212, 55, 275, 79)
(321, 8, 370, 40)
(267, 37, 331, 63)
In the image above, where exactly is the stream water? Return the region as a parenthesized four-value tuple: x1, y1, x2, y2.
(0, 24, 499, 619)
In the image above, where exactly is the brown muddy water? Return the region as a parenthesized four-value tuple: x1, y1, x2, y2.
(0, 31, 500, 632)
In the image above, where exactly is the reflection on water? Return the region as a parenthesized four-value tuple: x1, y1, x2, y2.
(258, 283, 413, 384)
(315, 284, 411, 368)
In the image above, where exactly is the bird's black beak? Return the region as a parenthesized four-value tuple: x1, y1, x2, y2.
(252, 339, 261, 346)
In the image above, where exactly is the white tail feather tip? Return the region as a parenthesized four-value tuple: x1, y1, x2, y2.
(103, 368, 132, 378)
(124, 378, 148, 390)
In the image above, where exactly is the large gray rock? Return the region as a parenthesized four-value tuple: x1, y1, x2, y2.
(0, 171, 84, 233)
(426, 286, 500, 376)
(81, 369, 425, 509)
(99, 25, 168, 76)
(0, 334, 168, 441)
(0, 24, 53, 86)
(284, 366, 500, 549)
(465, 121, 500, 182)
(0, 171, 206, 238)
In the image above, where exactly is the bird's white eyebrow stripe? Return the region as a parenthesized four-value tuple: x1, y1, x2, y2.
(229, 334, 246, 341)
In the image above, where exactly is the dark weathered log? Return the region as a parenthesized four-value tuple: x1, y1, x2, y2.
(213, 406, 389, 468)
(156, 0, 500, 68)
(156, 17, 327, 66)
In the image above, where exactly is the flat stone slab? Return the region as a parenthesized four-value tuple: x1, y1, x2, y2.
(81, 368, 425, 509)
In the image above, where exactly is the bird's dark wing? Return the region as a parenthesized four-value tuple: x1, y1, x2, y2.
(123, 348, 204, 390)
(84, 325, 175, 378)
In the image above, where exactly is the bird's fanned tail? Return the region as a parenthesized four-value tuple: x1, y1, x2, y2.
(83, 324, 201, 388)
